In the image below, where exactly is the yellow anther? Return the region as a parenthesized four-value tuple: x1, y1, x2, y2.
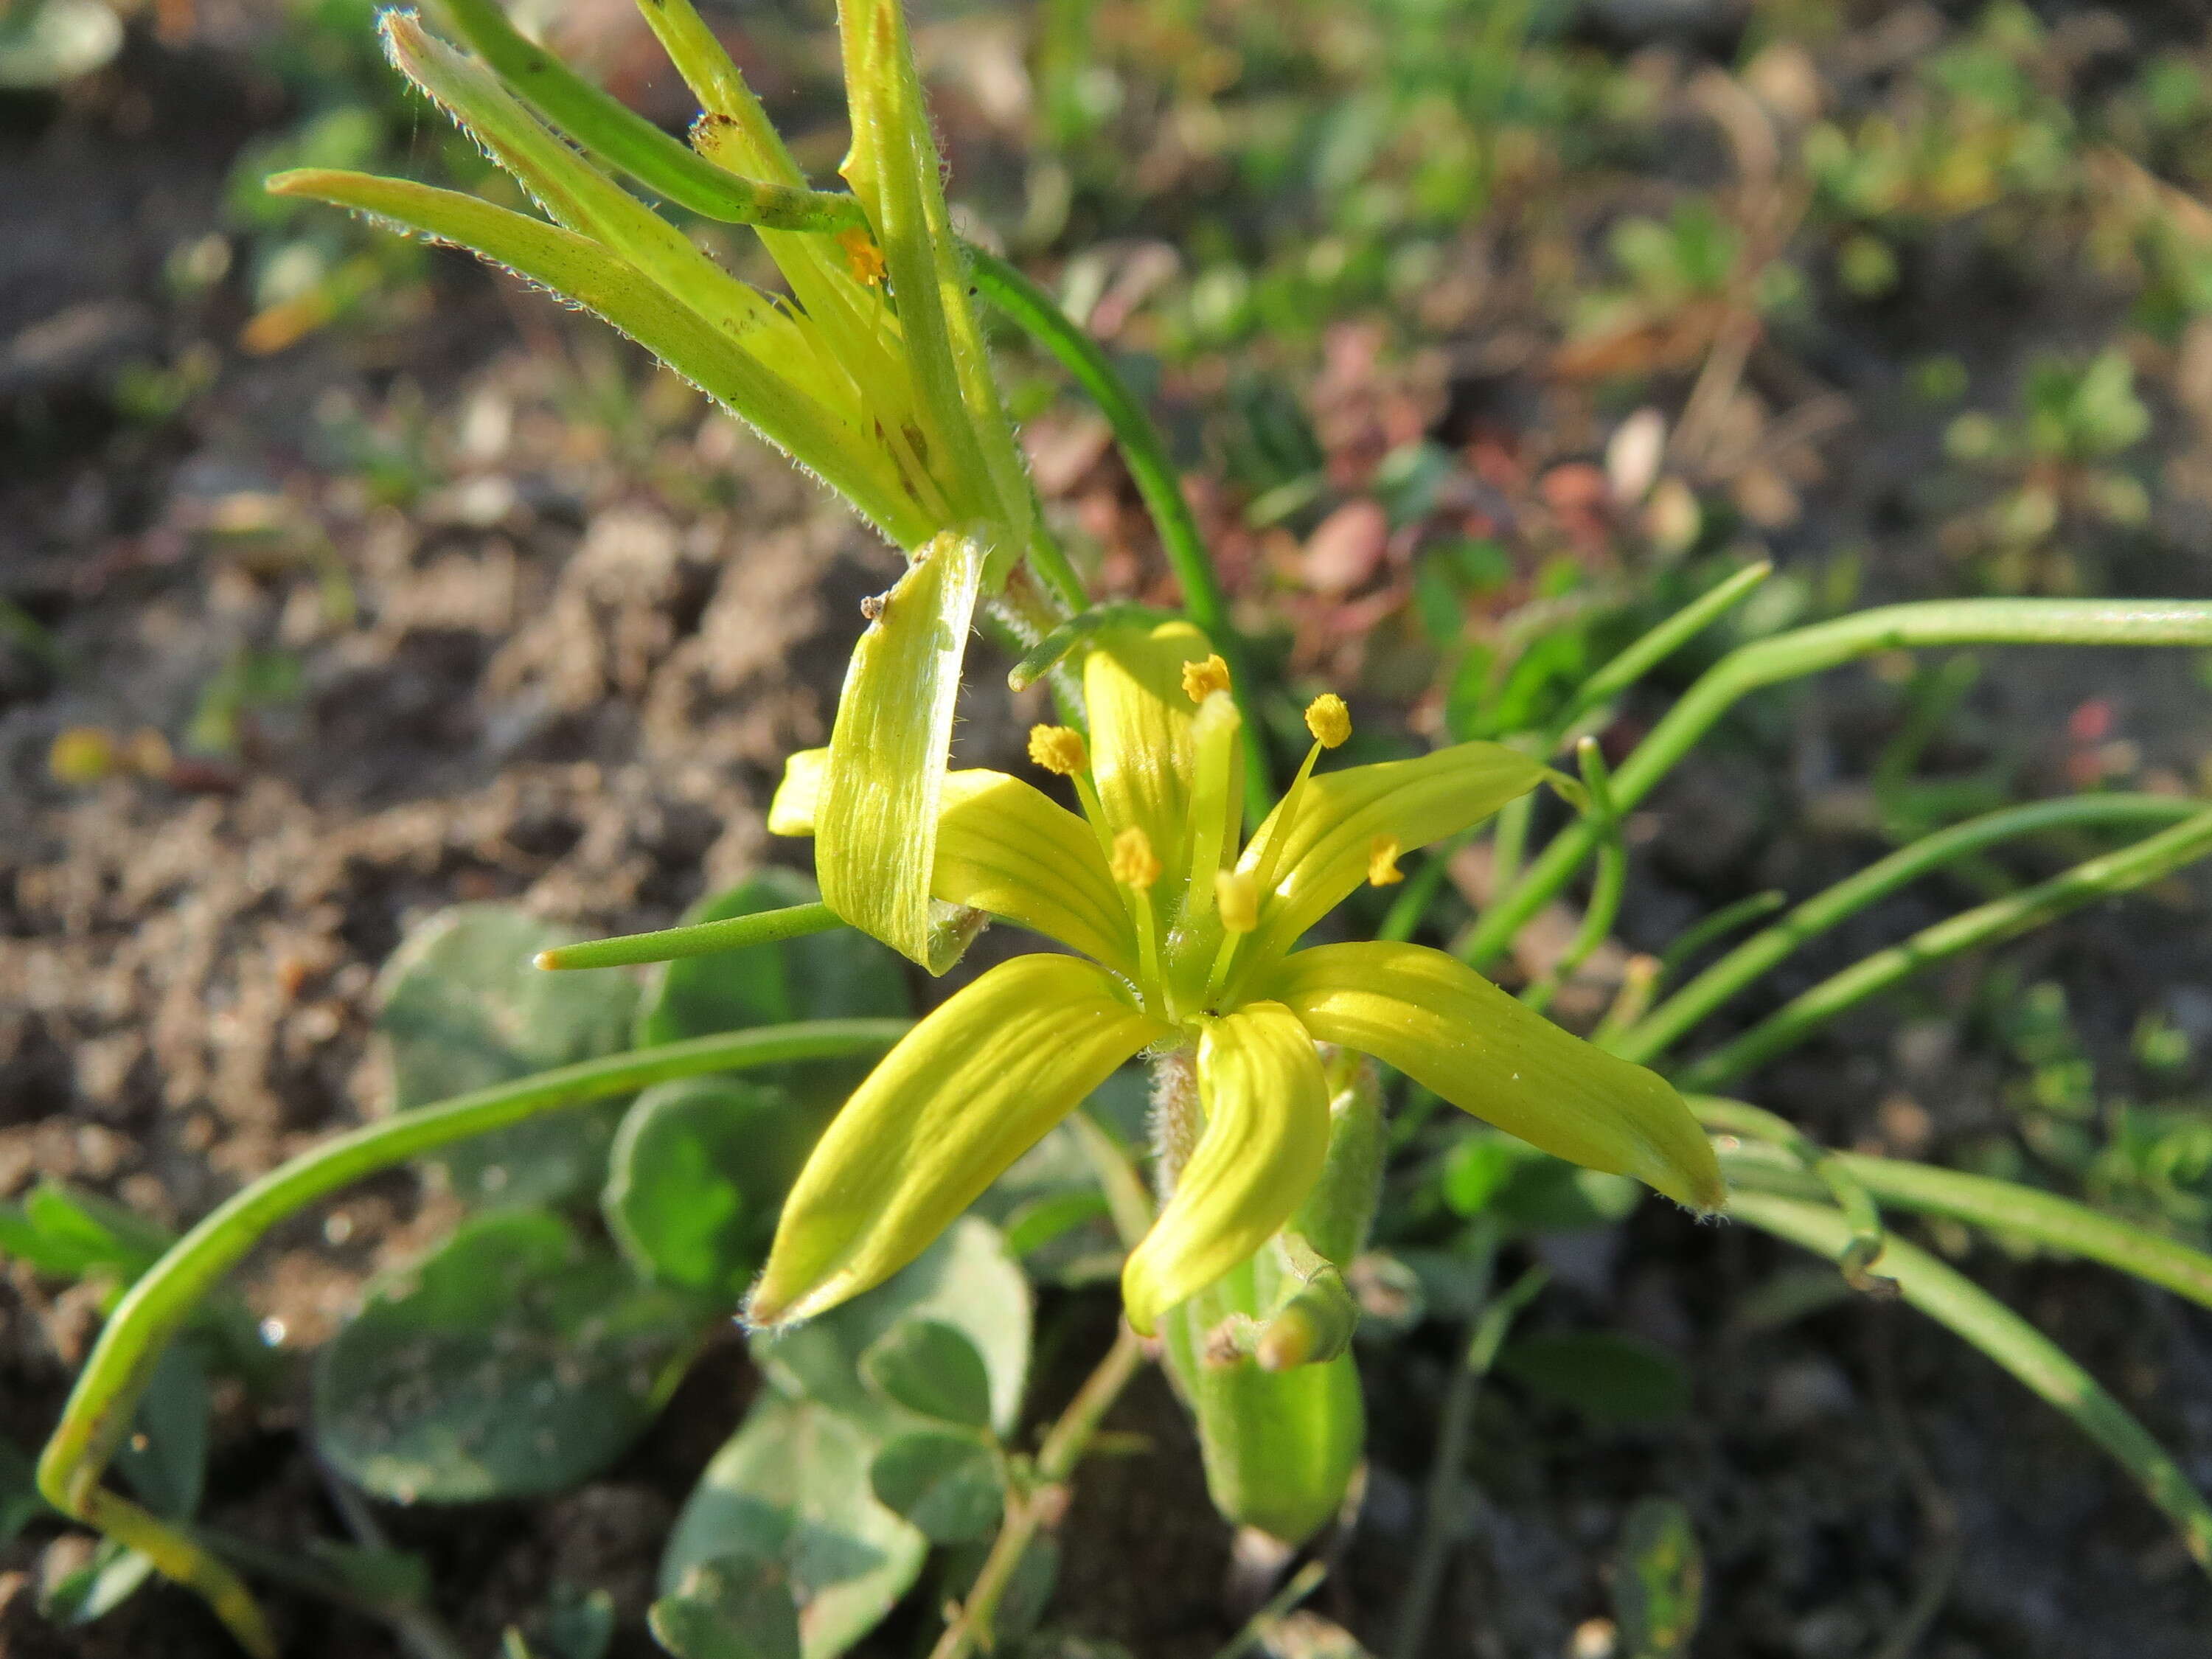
(1027, 724, 1089, 776)
(1214, 869, 1259, 933)
(1304, 693, 1352, 749)
(1181, 653, 1231, 703)
(1367, 836, 1404, 887)
(837, 226, 887, 286)
(1110, 827, 1161, 890)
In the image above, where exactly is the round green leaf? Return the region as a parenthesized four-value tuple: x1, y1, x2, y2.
(375, 905, 639, 1208)
(605, 1078, 821, 1297)
(867, 1431, 1002, 1544)
(650, 1558, 802, 1659)
(858, 1320, 994, 1430)
(636, 871, 909, 1102)
(1498, 1332, 1691, 1427)
(754, 1217, 1031, 1437)
(313, 1209, 706, 1502)
(661, 1395, 926, 1659)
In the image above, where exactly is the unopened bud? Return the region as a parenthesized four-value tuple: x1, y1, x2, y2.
(1304, 694, 1351, 748)
(1027, 723, 1089, 776)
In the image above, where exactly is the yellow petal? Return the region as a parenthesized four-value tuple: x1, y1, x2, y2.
(768, 748, 828, 835)
(1121, 1003, 1332, 1334)
(935, 771, 1135, 973)
(1259, 942, 1723, 1211)
(1238, 742, 1544, 967)
(750, 954, 1169, 1327)
(817, 534, 981, 971)
(1084, 619, 1224, 864)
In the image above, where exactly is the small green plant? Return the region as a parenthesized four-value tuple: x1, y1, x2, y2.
(24, 1, 2212, 1655)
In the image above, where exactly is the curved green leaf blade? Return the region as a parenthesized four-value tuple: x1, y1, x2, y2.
(858, 1320, 993, 1430)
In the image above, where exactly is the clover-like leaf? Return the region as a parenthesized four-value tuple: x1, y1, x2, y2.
(650, 1557, 803, 1659)
(754, 1217, 1030, 1437)
(314, 1209, 706, 1502)
(858, 1320, 993, 1430)
(605, 1078, 819, 1298)
(375, 905, 639, 1208)
(661, 1395, 925, 1659)
(867, 1430, 1002, 1544)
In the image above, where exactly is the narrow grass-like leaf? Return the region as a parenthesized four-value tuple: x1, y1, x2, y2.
(538, 904, 844, 972)
(1682, 804, 2212, 1088)
(268, 169, 928, 546)
(432, 0, 860, 229)
(1619, 793, 2202, 1065)
(1728, 1189, 2212, 1578)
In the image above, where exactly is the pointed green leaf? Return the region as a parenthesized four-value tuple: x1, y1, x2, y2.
(265, 168, 928, 548)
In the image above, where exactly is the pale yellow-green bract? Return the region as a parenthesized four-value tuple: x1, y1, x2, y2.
(757, 620, 1725, 1335)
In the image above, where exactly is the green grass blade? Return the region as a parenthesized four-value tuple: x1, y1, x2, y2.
(1712, 1133, 2212, 1310)
(37, 1019, 908, 1646)
(431, 0, 860, 229)
(1617, 793, 2202, 1065)
(1680, 804, 2212, 1088)
(1461, 599, 2212, 970)
(1548, 560, 1772, 740)
(1728, 1189, 2212, 1579)
(536, 902, 844, 970)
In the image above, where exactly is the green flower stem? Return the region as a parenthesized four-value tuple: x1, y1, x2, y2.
(1680, 804, 2212, 1089)
(432, 0, 863, 230)
(1211, 1561, 1329, 1659)
(1711, 1133, 2212, 1310)
(930, 1321, 1150, 1659)
(1459, 599, 2212, 971)
(1520, 739, 1624, 1018)
(1388, 1251, 1549, 1659)
(1728, 1189, 2212, 1578)
(965, 245, 1272, 821)
(1615, 793, 2203, 1065)
(1652, 888, 1786, 986)
(35, 1019, 909, 1655)
(534, 902, 844, 970)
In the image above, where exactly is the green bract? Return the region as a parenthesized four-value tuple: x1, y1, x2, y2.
(268, 0, 1058, 971)
(757, 621, 1724, 1334)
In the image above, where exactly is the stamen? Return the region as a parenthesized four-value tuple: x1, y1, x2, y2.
(1215, 870, 1259, 933)
(837, 226, 887, 285)
(1110, 827, 1161, 889)
(1113, 827, 1166, 1009)
(1028, 723, 1089, 776)
(1368, 836, 1404, 887)
(1181, 653, 1231, 703)
(1178, 690, 1242, 926)
(1304, 693, 1352, 749)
